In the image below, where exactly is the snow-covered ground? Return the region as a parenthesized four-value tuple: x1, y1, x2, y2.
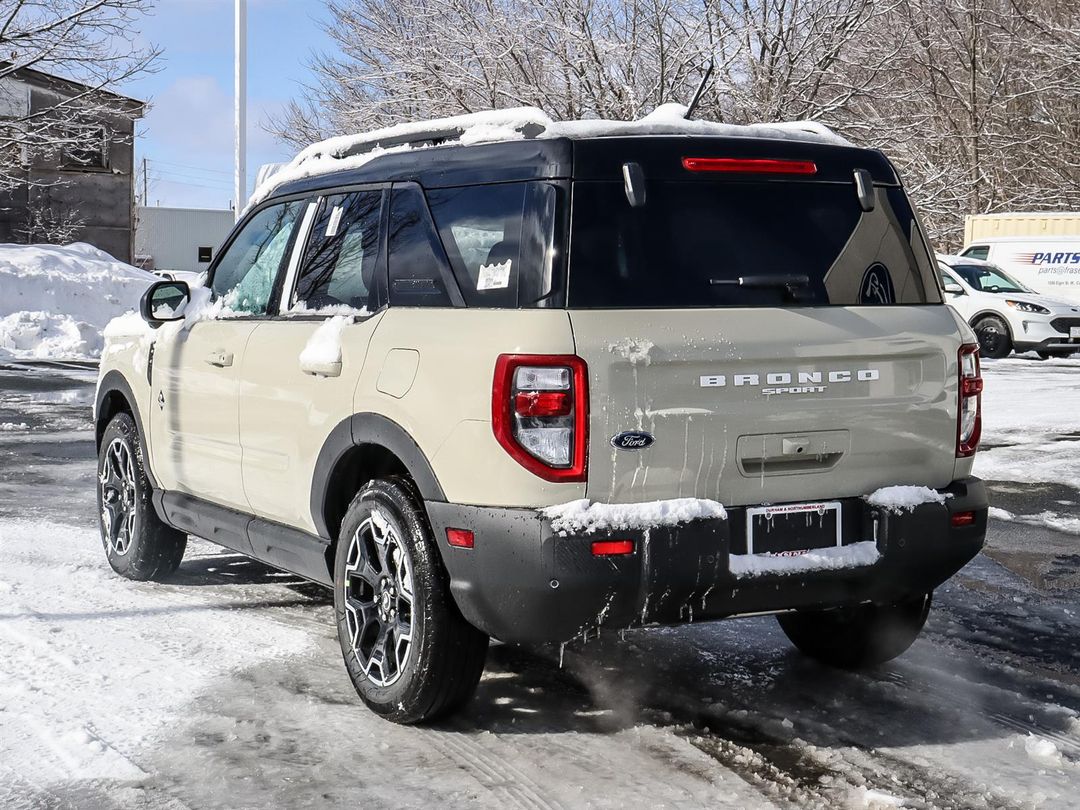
(975, 354, 1080, 505)
(0, 355, 1078, 809)
(0, 243, 156, 361)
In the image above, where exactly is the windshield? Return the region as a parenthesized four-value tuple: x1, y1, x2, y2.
(948, 263, 1031, 294)
(567, 180, 940, 308)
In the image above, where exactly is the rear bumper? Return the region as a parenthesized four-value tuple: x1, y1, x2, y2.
(427, 478, 988, 644)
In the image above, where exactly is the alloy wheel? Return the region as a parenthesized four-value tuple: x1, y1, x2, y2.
(99, 437, 138, 556)
(342, 508, 415, 688)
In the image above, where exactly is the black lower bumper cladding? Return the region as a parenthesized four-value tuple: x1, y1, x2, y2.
(427, 478, 988, 644)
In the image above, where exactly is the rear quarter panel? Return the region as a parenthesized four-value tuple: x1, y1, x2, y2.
(357, 308, 585, 508)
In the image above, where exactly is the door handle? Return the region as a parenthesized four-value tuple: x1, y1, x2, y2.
(205, 350, 234, 367)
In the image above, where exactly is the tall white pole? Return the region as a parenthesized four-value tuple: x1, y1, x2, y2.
(234, 0, 247, 219)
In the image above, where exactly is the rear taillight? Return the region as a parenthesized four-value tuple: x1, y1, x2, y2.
(957, 344, 983, 457)
(681, 157, 818, 175)
(493, 354, 588, 482)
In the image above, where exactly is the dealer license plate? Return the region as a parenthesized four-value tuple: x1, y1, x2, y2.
(745, 501, 842, 556)
(1071, 327, 1080, 339)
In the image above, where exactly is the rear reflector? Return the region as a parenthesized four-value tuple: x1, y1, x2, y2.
(951, 511, 976, 528)
(591, 539, 635, 556)
(682, 157, 818, 175)
(446, 528, 475, 549)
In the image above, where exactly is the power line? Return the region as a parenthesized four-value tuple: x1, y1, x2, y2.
(152, 169, 233, 189)
(149, 158, 233, 177)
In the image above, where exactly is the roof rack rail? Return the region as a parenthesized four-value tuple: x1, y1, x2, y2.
(308, 107, 553, 161)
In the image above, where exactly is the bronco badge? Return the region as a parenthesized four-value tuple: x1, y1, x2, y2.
(611, 431, 655, 450)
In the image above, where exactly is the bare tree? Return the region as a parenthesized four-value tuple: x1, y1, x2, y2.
(0, 0, 159, 195)
(274, 0, 1080, 245)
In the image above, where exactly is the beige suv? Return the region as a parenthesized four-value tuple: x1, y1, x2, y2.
(95, 117, 989, 723)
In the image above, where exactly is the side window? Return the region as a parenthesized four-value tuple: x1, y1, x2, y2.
(427, 184, 525, 307)
(963, 245, 989, 261)
(387, 185, 454, 307)
(293, 190, 383, 312)
(211, 200, 305, 314)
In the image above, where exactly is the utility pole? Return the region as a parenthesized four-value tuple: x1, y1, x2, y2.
(234, 0, 247, 220)
(142, 157, 149, 206)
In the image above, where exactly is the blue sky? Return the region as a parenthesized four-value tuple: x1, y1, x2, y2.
(121, 0, 332, 211)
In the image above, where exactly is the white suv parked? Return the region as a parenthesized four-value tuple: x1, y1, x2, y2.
(938, 254, 1080, 359)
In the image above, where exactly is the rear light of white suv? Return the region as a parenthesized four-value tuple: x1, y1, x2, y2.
(492, 354, 588, 482)
(957, 343, 983, 457)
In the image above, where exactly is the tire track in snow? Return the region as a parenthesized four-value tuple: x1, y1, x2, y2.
(423, 732, 565, 810)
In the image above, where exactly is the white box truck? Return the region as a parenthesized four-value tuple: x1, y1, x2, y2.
(961, 213, 1080, 303)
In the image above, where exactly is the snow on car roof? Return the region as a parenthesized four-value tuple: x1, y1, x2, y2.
(248, 104, 851, 210)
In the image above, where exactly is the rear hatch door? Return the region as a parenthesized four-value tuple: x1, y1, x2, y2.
(566, 139, 959, 506)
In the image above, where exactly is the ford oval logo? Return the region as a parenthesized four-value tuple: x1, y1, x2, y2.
(611, 431, 655, 451)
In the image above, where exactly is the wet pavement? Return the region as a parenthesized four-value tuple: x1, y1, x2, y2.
(1, 360, 1077, 809)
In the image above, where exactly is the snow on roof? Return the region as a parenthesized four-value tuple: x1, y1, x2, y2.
(247, 104, 851, 210)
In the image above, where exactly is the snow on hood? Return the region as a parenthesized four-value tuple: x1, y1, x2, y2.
(247, 105, 850, 210)
(0, 243, 157, 361)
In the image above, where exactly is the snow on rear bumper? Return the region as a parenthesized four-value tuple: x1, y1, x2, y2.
(427, 478, 987, 644)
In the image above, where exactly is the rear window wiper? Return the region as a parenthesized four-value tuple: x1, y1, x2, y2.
(709, 274, 810, 288)
(709, 274, 811, 303)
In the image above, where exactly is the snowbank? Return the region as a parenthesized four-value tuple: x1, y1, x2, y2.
(865, 485, 949, 514)
(249, 105, 849, 208)
(543, 498, 727, 535)
(728, 540, 880, 578)
(0, 243, 157, 361)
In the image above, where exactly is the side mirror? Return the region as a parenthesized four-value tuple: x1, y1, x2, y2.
(140, 280, 190, 326)
(943, 282, 964, 295)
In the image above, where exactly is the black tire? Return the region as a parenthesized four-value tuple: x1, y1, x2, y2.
(972, 315, 1012, 359)
(334, 478, 488, 724)
(776, 592, 932, 669)
(97, 412, 186, 581)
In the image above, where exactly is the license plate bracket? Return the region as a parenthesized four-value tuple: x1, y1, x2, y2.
(745, 501, 842, 556)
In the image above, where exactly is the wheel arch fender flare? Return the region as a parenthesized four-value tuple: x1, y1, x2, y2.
(95, 370, 159, 490)
(310, 413, 446, 541)
(968, 310, 1014, 341)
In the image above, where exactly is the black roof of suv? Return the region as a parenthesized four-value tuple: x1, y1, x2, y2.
(268, 135, 901, 200)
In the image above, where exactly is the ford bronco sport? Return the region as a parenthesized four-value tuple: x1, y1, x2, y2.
(95, 109, 988, 724)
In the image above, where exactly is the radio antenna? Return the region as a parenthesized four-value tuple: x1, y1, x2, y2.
(684, 59, 714, 120)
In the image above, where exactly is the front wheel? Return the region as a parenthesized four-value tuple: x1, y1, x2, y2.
(776, 592, 932, 669)
(97, 412, 186, 581)
(972, 315, 1011, 359)
(334, 478, 488, 724)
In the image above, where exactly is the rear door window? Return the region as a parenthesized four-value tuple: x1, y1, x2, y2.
(567, 180, 940, 308)
(387, 184, 455, 307)
(292, 190, 383, 313)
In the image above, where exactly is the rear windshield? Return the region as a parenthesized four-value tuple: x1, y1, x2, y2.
(567, 180, 941, 308)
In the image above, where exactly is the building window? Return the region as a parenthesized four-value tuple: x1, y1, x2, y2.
(61, 127, 108, 170)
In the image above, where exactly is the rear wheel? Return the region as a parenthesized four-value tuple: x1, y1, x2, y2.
(972, 315, 1011, 359)
(776, 592, 932, 669)
(334, 478, 488, 724)
(97, 412, 186, 581)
